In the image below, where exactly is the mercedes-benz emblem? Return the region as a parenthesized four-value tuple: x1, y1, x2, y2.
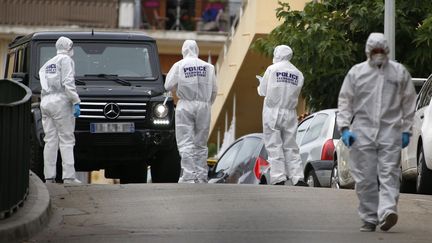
(103, 103, 121, 119)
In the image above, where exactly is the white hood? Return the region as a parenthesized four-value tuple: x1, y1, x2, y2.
(365, 33, 390, 58)
(182, 40, 199, 58)
(272, 45, 293, 64)
(56, 36, 73, 56)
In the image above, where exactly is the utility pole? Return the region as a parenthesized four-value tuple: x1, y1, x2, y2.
(384, 0, 395, 60)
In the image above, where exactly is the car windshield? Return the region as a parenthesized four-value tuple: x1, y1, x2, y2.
(38, 42, 155, 79)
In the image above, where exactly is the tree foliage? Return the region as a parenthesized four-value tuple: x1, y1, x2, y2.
(252, 0, 432, 111)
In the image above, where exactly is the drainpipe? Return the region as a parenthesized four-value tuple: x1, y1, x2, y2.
(134, 0, 142, 29)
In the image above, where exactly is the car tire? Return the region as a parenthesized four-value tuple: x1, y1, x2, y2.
(259, 176, 268, 185)
(416, 146, 432, 194)
(330, 163, 340, 189)
(305, 168, 321, 187)
(400, 175, 416, 193)
(151, 147, 181, 183)
(30, 127, 44, 181)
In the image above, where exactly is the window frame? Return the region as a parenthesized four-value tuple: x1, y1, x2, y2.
(417, 77, 432, 110)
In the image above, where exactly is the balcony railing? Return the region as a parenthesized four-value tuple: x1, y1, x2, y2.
(0, 0, 119, 28)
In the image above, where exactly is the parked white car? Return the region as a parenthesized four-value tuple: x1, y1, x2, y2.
(401, 75, 432, 194)
(331, 140, 354, 189)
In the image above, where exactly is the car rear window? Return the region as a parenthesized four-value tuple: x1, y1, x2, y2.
(233, 137, 261, 167)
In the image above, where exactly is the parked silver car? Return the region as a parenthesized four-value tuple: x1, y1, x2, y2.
(296, 109, 340, 187)
(209, 109, 340, 186)
(208, 134, 271, 184)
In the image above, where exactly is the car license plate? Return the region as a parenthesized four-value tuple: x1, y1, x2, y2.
(90, 122, 135, 133)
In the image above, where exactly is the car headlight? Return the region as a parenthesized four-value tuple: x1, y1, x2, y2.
(154, 103, 168, 118)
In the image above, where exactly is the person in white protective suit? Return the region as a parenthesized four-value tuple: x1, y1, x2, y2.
(257, 45, 308, 187)
(164, 40, 218, 183)
(337, 33, 416, 232)
(39, 36, 81, 184)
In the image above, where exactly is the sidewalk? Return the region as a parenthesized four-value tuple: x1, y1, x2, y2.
(0, 172, 51, 242)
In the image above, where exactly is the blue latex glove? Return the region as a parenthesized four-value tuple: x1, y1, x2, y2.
(402, 132, 411, 148)
(341, 129, 356, 148)
(73, 103, 80, 118)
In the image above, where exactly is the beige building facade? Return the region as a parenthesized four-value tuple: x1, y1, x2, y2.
(209, 0, 308, 145)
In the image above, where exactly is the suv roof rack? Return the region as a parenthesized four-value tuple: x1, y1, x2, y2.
(9, 35, 25, 46)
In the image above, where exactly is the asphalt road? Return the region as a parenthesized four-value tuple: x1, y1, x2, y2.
(28, 183, 432, 243)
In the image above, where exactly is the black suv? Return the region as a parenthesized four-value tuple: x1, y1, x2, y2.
(4, 31, 180, 183)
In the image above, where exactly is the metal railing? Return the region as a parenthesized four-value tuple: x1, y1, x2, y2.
(0, 79, 32, 219)
(0, 0, 118, 28)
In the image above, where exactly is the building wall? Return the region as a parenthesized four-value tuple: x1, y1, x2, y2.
(0, 38, 13, 78)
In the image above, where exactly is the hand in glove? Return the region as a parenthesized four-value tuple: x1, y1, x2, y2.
(402, 132, 411, 148)
(73, 103, 80, 118)
(341, 129, 356, 148)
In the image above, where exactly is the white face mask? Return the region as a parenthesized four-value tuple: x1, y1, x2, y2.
(371, 53, 387, 66)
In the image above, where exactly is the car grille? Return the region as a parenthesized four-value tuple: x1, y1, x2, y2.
(76, 101, 148, 130)
(79, 101, 147, 120)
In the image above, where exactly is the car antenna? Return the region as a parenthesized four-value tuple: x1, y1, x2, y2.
(91, 29, 94, 36)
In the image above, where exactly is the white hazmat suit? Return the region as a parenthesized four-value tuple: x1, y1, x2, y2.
(337, 33, 416, 229)
(165, 40, 217, 183)
(258, 45, 305, 185)
(39, 36, 80, 181)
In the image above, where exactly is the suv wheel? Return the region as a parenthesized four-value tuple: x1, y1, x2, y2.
(30, 127, 44, 181)
(119, 163, 148, 184)
(151, 147, 181, 183)
(416, 146, 432, 194)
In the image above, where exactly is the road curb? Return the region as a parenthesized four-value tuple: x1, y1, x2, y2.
(0, 171, 51, 242)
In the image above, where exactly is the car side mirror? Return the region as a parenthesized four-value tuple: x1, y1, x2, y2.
(215, 170, 227, 179)
(12, 72, 28, 85)
(208, 166, 215, 177)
